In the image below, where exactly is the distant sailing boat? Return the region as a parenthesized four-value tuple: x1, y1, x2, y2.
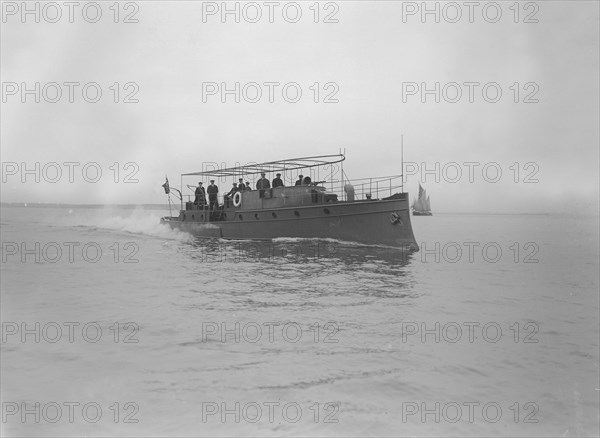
(412, 184, 432, 216)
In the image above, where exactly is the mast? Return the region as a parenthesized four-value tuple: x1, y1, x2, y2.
(401, 134, 404, 193)
(341, 147, 345, 201)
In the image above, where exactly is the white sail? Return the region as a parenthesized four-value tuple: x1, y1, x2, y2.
(413, 184, 431, 213)
(412, 197, 424, 212)
(412, 197, 423, 211)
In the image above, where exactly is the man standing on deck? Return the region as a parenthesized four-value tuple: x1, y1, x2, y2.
(238, 178, 246, 191)
(295, 175, 303, 186)
(207, 179, 219, 211)
(224, 183, 237, 207)
(194, 182, 206, 207)
(272, 173, 284, 188)
(256, 172, 271, 198)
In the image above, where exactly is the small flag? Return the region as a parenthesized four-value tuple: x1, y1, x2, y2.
(162, 176, 170, 194)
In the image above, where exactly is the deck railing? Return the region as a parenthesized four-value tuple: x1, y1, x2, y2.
(325, 174, 404, 202)
(181, 174, 404, 208)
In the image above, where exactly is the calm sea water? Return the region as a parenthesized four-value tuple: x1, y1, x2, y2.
(1, 205, 598, 437)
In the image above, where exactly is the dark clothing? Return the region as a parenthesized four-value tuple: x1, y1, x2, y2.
(237, 181, 246, 191)
(295, 178, 303, 186)
(207, 184, 219, 196)
(272, 177, 284, 188)
(256, 178, 270, 190)
(256, 177, 270, 198)
(302, 176, 312, 185)
(207, 184, 219, 210)
(245, 183, 251, 190)
(225, 186, 237, 198)
(224, 185, 237, 207)
(194, 186, 206, 206)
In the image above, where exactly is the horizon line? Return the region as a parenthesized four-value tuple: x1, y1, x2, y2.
(2, 202, 598, 217)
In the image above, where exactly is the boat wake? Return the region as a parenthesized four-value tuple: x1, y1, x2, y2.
(99, 216, 193, 242)
(65, 208, 193, 242)
(271, 236, 411, 250)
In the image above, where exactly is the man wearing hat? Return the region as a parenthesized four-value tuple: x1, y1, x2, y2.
(237, 177, 246, 191)
(207, 179, 219, 211)
(272, 173, 284, 188)
(194, 182, 206, 207)
(256, 171, 271, 198)
(295, 175, 303, 186)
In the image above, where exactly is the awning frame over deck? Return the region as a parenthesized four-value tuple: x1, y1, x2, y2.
(181, 154, 346, 178)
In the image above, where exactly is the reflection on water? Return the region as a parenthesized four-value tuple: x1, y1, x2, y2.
(185, 237, 417, 266)
(179, 238, 419, 297)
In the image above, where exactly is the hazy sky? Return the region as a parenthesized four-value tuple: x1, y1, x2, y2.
(1, 1, 598, 213)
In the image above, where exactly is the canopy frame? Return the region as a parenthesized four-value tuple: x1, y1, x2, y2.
(181, 153, 345, 178)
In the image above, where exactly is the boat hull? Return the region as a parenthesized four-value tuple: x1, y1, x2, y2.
(412, 211, 432, 216)
(161, 197, 418, 250)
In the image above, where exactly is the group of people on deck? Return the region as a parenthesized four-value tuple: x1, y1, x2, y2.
(194, 172, 314, 208)
(193, 180, 220, 210)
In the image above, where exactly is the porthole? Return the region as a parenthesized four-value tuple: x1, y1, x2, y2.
(323, 208, 330, 214)
(238, 214, 243, 221)
(272, 212, 277, 218)
(200, 214, 204, 220)
(255, 213, 260, 220)
(192, 214, 195, 220)
(294, 211, 300, 217)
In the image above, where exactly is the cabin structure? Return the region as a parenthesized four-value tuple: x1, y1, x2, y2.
(161, 154, 419, 249)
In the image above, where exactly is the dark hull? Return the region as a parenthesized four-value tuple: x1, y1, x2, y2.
(162, 197, 418, 250)
(412, 211, 432, 216)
